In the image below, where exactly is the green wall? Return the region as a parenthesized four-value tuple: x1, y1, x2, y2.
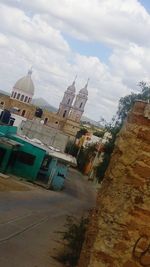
(0, 126, 47, 181)
(10, 136, 46, 181)
(0, 126, 17, 136)
(0, 143, 13, 173)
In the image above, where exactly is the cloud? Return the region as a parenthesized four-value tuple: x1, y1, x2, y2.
(0, 3, 70, 53)
(4, 0, 150, 47)
(0, 0, 150, 122)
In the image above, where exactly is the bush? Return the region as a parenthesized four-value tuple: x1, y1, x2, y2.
(55, 215, 89, 267)
(65, 141, 79, 157)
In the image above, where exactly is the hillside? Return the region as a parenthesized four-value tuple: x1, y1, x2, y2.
(32, 98, 57, 112)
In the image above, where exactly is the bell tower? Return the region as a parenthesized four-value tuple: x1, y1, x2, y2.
(69, 80, 89, 122)
(57, 79, 76, 118)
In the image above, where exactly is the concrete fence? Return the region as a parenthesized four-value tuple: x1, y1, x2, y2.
(19, 119, 74, 152)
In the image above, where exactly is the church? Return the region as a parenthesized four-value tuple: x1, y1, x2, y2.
(0, 70, 88, 137)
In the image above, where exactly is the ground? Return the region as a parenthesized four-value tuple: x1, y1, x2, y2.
(0, 168, 96, 267)
(0, 174, 30, 191)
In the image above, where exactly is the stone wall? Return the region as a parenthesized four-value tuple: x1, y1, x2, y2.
(78, 101, 150, 267)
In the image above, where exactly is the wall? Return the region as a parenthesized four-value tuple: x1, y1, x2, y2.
(0, 93, 36, 119)
(19, 119, 74, 152)
(78, 101, 150, 267)
(0, 94, 80, 137)
(8, 135, 46, 181)
(62, 118, 80, 136)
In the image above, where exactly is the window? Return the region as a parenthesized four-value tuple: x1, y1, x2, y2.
(0, 101, 4, 107)
(11, 92, 14, 97)
(28, 98, 31, 103)
(67, 99, 71, 105)
(17, 93, 20, 100)
(14, 92, 17, 98)
(24, 96, 28, 103)
(14, 151, 35, 165)
(79, 102, 83, 108)
(21, 110, 26, 117)
(0, 148, 6, 166)
(41, 156, 52, 170)
(21, 95, 24, 101)
(55, 121, 58, 124)
(44, 117, 48, 124)
(63, 110, 67, 118)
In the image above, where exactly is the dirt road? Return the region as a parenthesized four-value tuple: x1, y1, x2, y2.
(0, 168, 96, 267)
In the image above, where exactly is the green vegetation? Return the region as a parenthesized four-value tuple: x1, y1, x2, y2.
(96, 82, 150, 182)
(116, 81, 150, 126)
(93, 130, 104, 138)
(65, 82, 150, 183)
(55, 215, 89, 267)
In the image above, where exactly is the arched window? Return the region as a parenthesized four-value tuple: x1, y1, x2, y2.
(24, 96, 28, 103)
(14, 92, 17, 98)
(21, 110, 26, 117)
(28, 97, 31, 103)
(11, 92, 14, 98)
(79, 102, 83, 108)
(21, 95, 24, 101)
(76, 115, 80, 121)
(44, 118, 48, 124)
(67, 99, 71, 105)
(0, 101, 4, 108)
(63, 110, 67, 118)
(17, 93, 20, 100)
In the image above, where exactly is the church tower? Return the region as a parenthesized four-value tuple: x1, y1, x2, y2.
(69, 80, 88, 122)
(57, 80, 76, 118)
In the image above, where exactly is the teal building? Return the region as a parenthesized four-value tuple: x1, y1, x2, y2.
(0, 126, 76, 190)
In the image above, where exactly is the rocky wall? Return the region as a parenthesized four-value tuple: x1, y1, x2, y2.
(78, 101, 150, 267)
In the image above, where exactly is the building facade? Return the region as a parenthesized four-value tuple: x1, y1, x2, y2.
(0, 70, 89, 137)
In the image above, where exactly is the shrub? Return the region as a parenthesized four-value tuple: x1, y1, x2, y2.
(55, 215, 89, 267)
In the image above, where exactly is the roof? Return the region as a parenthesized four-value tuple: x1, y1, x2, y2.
(67, 81, 76, 93)
(15, 135, 77, 166)
(13, 70, 34, 95)
(48, 150, 77, 166)
(79, 82, 88, 96)
(0, 137, 23, 147)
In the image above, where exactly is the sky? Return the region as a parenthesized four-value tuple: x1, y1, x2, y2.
(0, 0, 150, 121)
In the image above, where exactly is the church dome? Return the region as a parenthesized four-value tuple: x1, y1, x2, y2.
(13, 69, 34, 95)
(11, 69, 35, 104)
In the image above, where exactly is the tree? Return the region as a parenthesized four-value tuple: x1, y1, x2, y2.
(116, 82, 150, 126)
(96, 82, 150, 182)
(55, 215, 89, 267)
(93, 131, 104, 138)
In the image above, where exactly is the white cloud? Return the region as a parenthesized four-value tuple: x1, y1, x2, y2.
(6, 0, 150, 47)
(0, 3, 70, 53)
(0, 0, 150, 121)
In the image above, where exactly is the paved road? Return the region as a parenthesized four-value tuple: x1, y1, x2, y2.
(0, 169, 96, 267)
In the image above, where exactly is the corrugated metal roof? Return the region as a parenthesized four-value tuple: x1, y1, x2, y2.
(48, 150, 77, 166)
(0, 137, 23, 147)
(15, 135, 77, 166)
